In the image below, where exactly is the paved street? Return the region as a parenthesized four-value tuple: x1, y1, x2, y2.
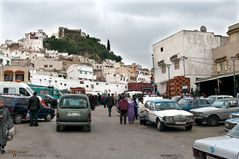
(2, 106, 225, 159)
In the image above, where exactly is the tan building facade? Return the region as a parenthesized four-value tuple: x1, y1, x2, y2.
(212, 23, 239, 76)
(0, 65, 29, 83)
(34, 58, 63, 71)
(197, 22, 239, 96)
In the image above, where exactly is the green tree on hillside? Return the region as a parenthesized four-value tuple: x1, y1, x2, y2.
(44, 35, 121, 62)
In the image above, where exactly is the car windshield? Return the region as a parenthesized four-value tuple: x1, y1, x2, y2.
(60, 97, 88, 109)
(212, 100, 227, 108)
(171, 96, 181, 101)
(227, 124, 239, 139)
(208, 96, 217, 103)
(26, 86, 34, 95)
(178, 99, 192, 106)
(154, 102, 181, 111)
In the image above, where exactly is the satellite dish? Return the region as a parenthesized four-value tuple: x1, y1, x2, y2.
(200, 26, 207, 32)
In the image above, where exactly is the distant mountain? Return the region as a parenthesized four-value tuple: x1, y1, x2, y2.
(43, 34, 122, 63)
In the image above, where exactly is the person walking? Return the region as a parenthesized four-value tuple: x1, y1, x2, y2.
(118, 95, 128, 124)
(133, 95, 138, 120)
(138, 97, 148, 128)
(106, 94, 114, 117)
(28, 92, 40, 126)
(127, 96, 135, 124)
(0, 99, 14, 154)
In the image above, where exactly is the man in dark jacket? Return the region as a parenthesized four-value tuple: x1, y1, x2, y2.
(106, 94, 114, 117)
(28, 92, 40, 126)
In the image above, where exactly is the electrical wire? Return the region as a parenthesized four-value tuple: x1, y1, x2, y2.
(186, 56, 213, 60)
(186, 58, 214, 65)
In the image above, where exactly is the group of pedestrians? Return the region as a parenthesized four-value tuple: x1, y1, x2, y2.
(118, 94, 148, 127)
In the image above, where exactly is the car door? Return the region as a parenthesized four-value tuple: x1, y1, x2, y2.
(144, 101, 150, 120)
(147, 103, 156, 122)
(16, 98, 28, 118)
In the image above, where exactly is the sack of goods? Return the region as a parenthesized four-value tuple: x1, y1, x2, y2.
(6, 127, 15, 141)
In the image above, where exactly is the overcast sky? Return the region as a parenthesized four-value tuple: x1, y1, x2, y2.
(0, 0, 238, 68)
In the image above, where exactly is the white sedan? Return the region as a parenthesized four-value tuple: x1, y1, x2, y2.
(144, 99, 194, 131)
(193, 124, 239, 159)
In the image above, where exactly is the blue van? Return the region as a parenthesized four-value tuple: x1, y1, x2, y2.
(0, 95, 55, 124)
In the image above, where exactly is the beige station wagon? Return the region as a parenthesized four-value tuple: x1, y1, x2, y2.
(56, 94, 91, 132)
(190, 98, 239, 126)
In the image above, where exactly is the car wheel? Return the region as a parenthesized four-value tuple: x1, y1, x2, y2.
(207, 115, 219, 126)
(45, 114, 52, 122)
(185, 125, 193, 130)
(84, 125, 91, 132)
(56, 125, 62, 132)
(14, 114, 23, 124)
(156, 119, 165, 131)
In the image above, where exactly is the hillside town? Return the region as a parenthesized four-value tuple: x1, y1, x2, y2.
(1, 23, 239, 98)
(0, 27, 153, 95)
(1, 4, 239, 158)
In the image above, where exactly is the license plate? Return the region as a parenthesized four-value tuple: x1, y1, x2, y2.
(206, 155, 216, 159)
(175, 122, 186, 125)
(67, 112, 80, 116)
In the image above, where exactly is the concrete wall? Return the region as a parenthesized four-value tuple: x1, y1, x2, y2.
(34, 58, 63, 71)
(153, 30, 225, 94)
(30, 74, 127, 94)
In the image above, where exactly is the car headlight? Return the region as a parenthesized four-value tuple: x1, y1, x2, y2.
(186, 116, 194, 121)
(197, 112, 205, 117)
(225, 122, 229, 127)
(163, 116, 174, 121)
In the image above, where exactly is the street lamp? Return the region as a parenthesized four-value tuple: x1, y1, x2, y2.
(179, 56, 188, 76)
(166, 64, 171, 98)
(231, 56, 237, 97)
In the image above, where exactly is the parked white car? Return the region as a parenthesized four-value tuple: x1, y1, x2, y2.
(144, 99, 194, 131)
(193, 124, 239, 159)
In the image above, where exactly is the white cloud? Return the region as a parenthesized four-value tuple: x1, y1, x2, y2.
(0, 0, 238, 68)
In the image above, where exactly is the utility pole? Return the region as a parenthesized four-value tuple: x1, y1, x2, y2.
(166, 64, 171, 98)
(231, 56, 237, 97)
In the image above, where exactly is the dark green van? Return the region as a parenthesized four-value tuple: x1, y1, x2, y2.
(56, 94, 91, 132)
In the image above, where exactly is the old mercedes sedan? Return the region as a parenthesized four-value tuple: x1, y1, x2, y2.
(144, 99, 194, 131)
(193, 124, 239, 159)
(190, 98, 239, 126)
(225, 112, 239, 131)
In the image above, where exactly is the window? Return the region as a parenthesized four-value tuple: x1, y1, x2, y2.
(4, 74, 13, 81)
(49, 65, 53, 68)
(16, 74, 24, 81)
(44, 65, 48, 68)
(17, 98, 28, 107)
(161, 65, 166, 74)
(60, 97, 88, 108)
(160, 47, 163, 52)
(216, 61, 227, 72)
(174, 59, 180, 70)
(19, 88, 30, 96)
(3, 88, 16, 94)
